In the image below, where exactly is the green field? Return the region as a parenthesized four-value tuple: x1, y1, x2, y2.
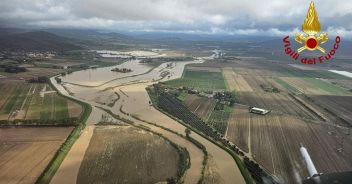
(207, 110, 230, 134)
(303, 78, 352, 96)
(40, 93, 69, 120)
(206, 104, 232, 134)
(278, 66, 350, 80)
(272, 77, 300, 94)
(0, 82, 80, 123)
(165, 70, 226, 91)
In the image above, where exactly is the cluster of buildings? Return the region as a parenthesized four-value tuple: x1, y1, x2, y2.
(0, 51, 56, 62)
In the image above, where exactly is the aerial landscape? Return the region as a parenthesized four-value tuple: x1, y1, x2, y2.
(0, 0, 351, 184)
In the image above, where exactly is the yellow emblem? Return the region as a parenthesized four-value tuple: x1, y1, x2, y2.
(295, 1, 328, 53)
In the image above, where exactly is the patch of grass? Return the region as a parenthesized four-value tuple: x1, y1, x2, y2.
(26, 85, 44, 119)
(165, 70, 226, 91)
(207, 110, 230, 134)
(313, 70, 351, 80)
(177, 91, 188, 101)
(40, 94, 53, 120)
(2, 84, 23, 113)
(303, 78, 352, 96)
(278, 66, 350, 79)
(54, 96, 69, 119)
(11, 84, 31, 111)
(273, 77, 299, 94)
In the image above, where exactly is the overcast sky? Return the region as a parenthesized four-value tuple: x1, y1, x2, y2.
(0, 0, 351, 37)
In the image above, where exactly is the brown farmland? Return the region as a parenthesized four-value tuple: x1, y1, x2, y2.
(222, 64, 352, 184)
(77, 125, 180, 184)
(0, 81, 82, 121)
(306, 95, 352, 125)
(0, 127, 73, 184)
(279, 77, 330, 95)
(222, 67, 253, 92)
(184, 94, 216, 120)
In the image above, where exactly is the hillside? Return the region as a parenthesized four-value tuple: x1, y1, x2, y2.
(0, 31, 82, 51)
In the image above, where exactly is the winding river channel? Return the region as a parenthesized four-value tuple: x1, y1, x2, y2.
(50, 55, 245, 184)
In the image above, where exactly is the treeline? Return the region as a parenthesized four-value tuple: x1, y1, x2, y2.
(140, 56, 194, 63)
(27, 76, 49, 83)
(0, 117, 79, 126)
(243, 156, 276, 184)
(213, 91, 236, 106)
(0, 64, 27, 73)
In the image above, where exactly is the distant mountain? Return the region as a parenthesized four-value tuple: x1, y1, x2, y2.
(128, 31, 276, 42)
(44, 29, 134, 42)
(0, 27, 29, 36)
(0, 31, 82, 51)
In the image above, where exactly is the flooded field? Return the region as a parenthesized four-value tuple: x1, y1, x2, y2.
(96, 50, 164, 58)
(62, 60, 152, 86)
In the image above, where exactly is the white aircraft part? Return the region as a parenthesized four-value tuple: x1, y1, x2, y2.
(300, 146, 318, 177)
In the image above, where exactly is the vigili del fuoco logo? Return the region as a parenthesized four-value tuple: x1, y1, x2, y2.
(283, 1, 341, 64)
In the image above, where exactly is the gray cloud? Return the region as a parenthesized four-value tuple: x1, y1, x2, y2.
(0, 0, 351, 37)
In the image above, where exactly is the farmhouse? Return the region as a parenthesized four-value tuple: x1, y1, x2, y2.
(249, 107, 270, 115)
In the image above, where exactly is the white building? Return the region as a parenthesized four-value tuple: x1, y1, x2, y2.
(249, 107, 270, 115)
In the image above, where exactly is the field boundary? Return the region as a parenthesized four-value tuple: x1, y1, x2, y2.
(35, 78, 92, 184)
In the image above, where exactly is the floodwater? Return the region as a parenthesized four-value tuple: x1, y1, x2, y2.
(96, 50, 163, 58)
(51, 52, 245, 184)
(61, 58, 202, 102)
(62, 60, 152, 86)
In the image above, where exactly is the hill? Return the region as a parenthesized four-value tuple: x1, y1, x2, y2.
(0, 31, 82, 51)
(45, 29, 133, 42)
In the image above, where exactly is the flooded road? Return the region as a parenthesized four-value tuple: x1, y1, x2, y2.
(51, 55, 245, 184)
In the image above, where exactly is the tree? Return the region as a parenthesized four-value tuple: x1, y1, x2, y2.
(185, 128, 191, 137)
(55, 77, 62, 83)
(166, 177, 176, 184)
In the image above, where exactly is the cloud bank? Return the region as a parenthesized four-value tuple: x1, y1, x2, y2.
(0, 0, 351, 37)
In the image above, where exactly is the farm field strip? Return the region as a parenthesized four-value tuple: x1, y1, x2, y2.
(228, 69, 253, 92)
(272, 77, 300, 94)
(183, 94, 230, 134)
(184, 95, 216, 120)
(226, 106, 250, 153)
(187, 66, 221, 72)
(279, 77, 352, 96)
(306, 95, 352, 125)
(0, 127, 73, 184)
(280, 77, 331, 95)
(222, 67, 237, 91)
(0, 82, 82, 121)
(165, 70, 226, 91)
(207, 110, 231, 134)
(77, 125, 180, 184)
(302, 78, 352, 96)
